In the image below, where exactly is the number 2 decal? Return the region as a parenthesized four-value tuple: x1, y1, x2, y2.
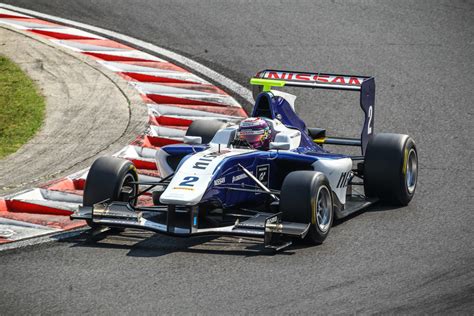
(367, 105, 373, 135)
(179, 176, 199, 187)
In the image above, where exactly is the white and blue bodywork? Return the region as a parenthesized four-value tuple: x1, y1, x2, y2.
(72, 69, 382, 250)
(158, 90, 354, 216)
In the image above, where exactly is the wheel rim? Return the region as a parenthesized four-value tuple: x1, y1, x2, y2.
(316, 186, 331, 233)
(406, 148, 418, 194)
(119, 173, 137, 203)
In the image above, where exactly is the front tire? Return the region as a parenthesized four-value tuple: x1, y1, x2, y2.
(83, 157, 138, 228)
(364, 133, 418, 206)
(280, 171, 333, 245)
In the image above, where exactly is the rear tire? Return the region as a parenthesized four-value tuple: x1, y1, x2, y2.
(280, 171, 333, 245)
(83, 157, 138, 228)
(185, 120, 227, 144)
(364, 133, 418, 206)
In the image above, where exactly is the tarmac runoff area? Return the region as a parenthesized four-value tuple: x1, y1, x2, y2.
(0, 26, 148, 195)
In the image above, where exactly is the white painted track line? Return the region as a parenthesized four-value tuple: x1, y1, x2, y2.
(0, 228, 87, 252)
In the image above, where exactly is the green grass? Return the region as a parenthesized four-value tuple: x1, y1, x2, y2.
(0, 55, 45, 158)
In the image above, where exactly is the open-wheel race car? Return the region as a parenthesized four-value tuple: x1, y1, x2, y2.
(71, 69, 418, 251)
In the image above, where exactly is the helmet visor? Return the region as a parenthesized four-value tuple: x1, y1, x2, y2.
(241, 134, 263, 144)
(239, 129, 265, 144)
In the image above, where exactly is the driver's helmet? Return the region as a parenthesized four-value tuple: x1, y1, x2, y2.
(237, 117, 273, 150)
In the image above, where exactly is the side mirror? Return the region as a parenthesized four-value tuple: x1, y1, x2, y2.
(269, 142, 290, 150)
(183, 136, 202, 145)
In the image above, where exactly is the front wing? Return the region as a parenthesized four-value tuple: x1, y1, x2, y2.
(72, 202, 310, 251)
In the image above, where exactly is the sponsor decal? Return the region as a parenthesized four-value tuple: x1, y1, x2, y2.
(193, 157, 213, 170)
(232, 173, 248, 183)
(192, 151, 223, 170)
(214, 177, 225, 186)
(263, 71, 365, 86)
(172, 187, 195, 191)
(266, 215, 278, 224)
(290, 132, 300, 139)
(336, 171, 351, 188)
(256, 164, 270, 186)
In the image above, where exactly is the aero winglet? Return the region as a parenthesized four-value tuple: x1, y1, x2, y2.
(250, 78, 286, 92)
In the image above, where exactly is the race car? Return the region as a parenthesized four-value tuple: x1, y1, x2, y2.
(71, 69, 418, 250)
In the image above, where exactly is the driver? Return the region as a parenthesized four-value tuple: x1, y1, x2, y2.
(237, 117, 273, 150)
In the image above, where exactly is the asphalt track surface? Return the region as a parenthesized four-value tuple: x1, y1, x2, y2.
(1, 1, 473, 314)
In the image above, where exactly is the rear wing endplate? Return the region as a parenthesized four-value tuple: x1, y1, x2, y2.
(250, 69, 375, 154)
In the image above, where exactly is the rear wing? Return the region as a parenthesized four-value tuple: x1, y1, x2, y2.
(250, 69, 375, 154)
